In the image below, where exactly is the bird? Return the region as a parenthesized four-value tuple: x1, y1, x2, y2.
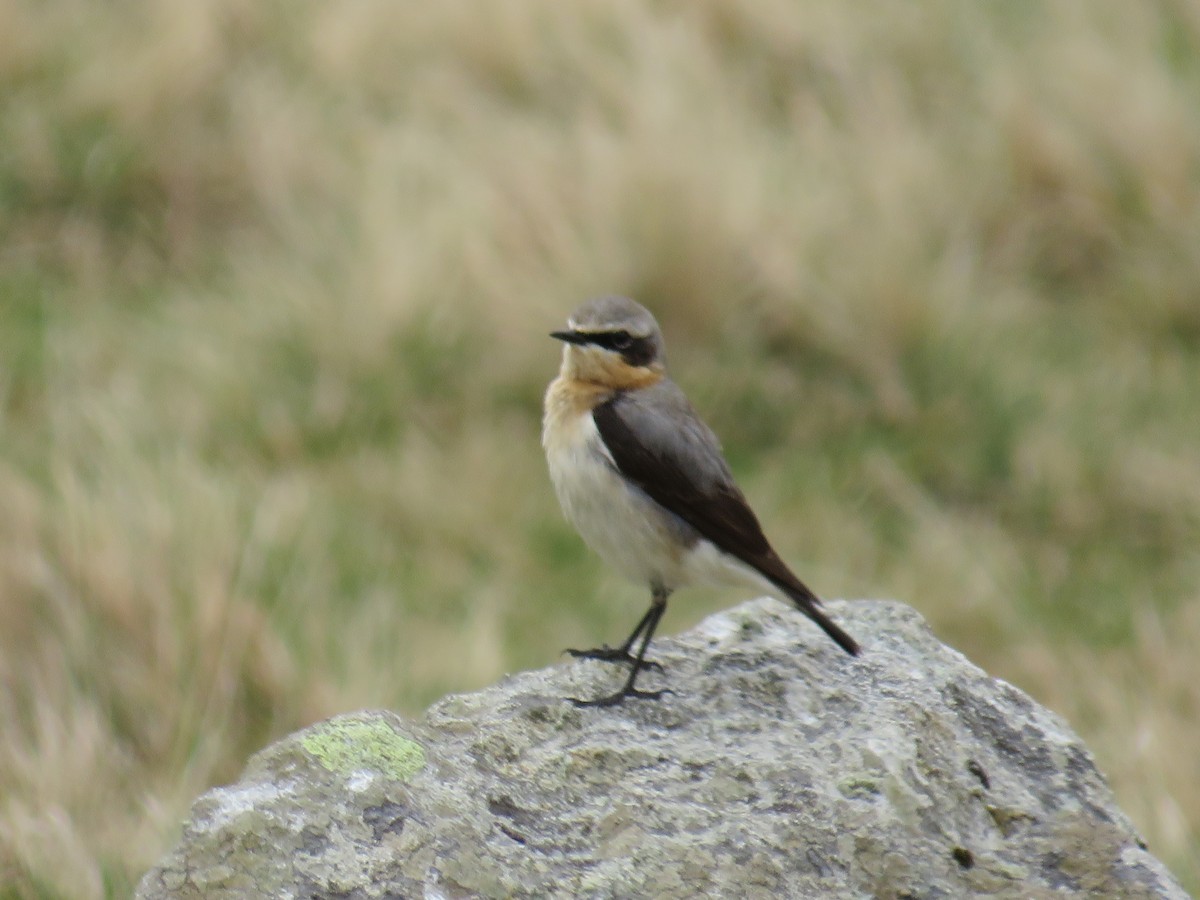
(542, 295, 859, 707)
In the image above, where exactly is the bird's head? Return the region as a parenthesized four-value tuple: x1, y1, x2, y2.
(551, 296, 666, 390)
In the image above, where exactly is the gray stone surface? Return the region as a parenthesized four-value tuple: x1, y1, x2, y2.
(137, 598, 1188, 899)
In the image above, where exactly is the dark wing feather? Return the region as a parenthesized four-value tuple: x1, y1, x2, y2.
(593, 380, 860, 657)
(592, 381, 811, 599)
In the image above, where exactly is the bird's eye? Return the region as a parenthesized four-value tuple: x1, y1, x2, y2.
(611, 331, 633, 350)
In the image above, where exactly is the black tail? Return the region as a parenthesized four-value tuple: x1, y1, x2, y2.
(778, 579, 860, 656)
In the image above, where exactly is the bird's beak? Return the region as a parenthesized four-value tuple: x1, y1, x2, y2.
(550, 330, 589, 345)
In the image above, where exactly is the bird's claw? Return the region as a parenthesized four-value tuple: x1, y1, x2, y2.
(570, 687, 673, 708)
(563, 645, 664, 673)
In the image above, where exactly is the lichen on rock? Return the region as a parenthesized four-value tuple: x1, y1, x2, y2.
(299, 714, 426, 780)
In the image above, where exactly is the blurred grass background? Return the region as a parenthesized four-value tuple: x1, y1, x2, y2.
(1, 0, 1198, 895)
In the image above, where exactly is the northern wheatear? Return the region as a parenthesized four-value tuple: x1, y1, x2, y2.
(543, 296, 859, 707)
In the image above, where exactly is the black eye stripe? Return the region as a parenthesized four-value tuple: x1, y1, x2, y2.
(576, 328, 662, 364)
(586, 331, 635, 351)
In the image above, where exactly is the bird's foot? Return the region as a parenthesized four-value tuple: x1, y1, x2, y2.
(569, 686, 673, 708)
(563, 644, 663, 672)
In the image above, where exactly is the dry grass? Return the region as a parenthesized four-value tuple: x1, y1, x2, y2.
(1, 1, 1198, 895)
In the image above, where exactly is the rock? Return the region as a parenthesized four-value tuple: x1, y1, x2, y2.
(136, 599, 1187, 899)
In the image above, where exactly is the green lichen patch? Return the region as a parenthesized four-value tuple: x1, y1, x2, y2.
(838, 774, 883, 800)
(300, 717, 426, 781)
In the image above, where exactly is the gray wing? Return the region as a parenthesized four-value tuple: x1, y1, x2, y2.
(593, 379, 860, 657)
(593, 380, 791, 582)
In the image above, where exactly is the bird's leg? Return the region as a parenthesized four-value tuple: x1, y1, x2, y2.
(564, 600, 664, 671)
(570, 587, 672, 707)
